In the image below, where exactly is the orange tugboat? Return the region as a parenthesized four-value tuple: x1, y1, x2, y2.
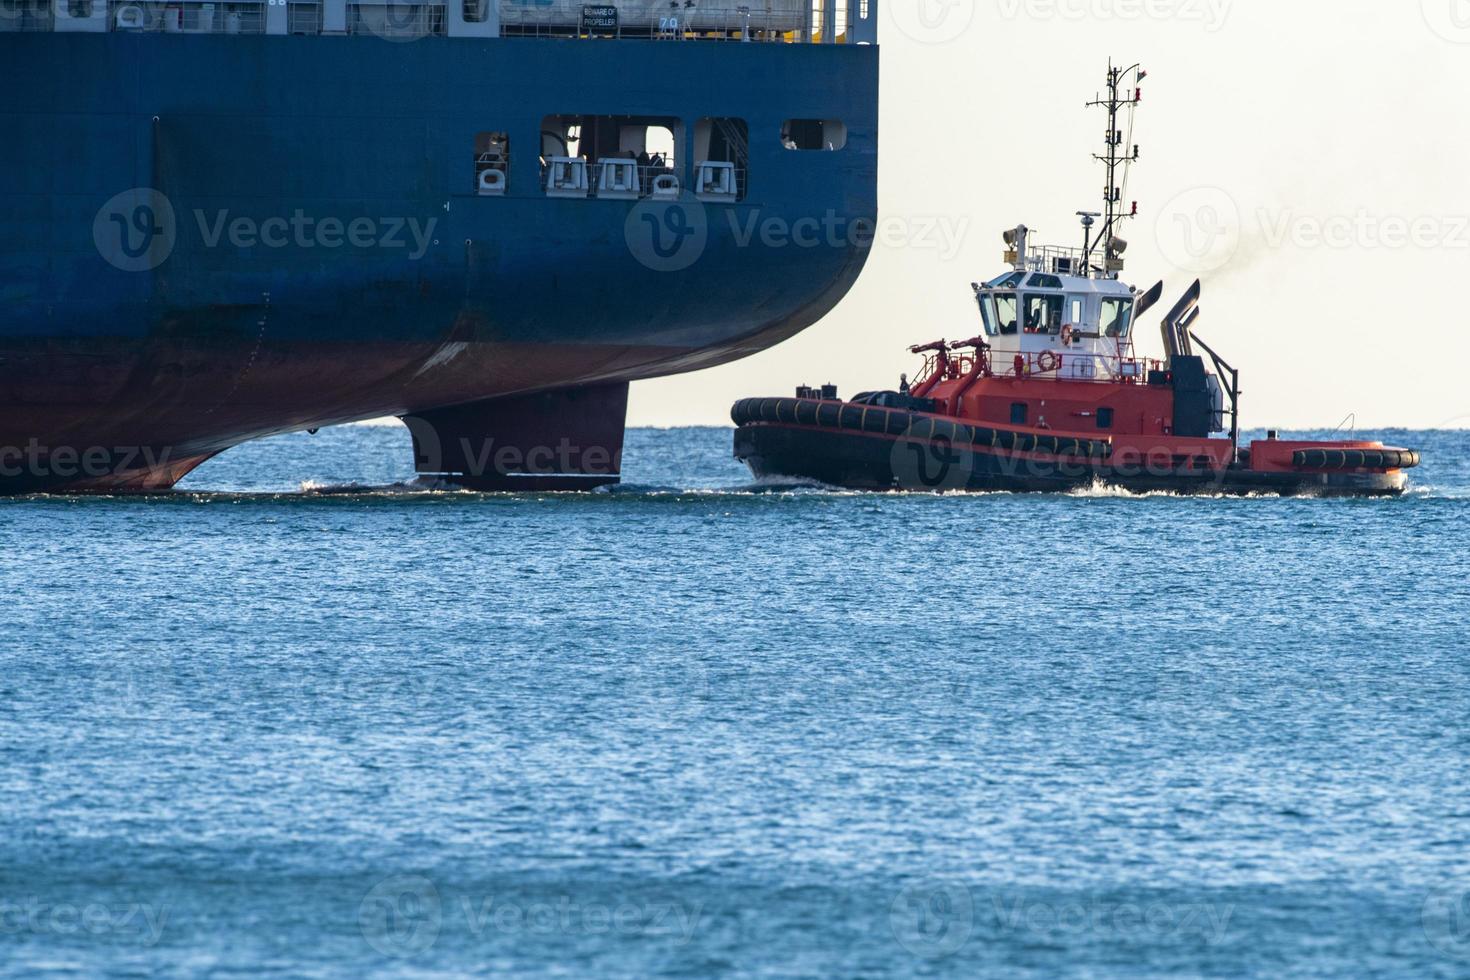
(732, 63, 1420, 496)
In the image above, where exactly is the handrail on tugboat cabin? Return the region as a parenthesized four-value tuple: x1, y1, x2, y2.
(909, 345, 1167, 390)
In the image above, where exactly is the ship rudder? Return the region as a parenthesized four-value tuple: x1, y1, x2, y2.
(403, 383, 629, 492)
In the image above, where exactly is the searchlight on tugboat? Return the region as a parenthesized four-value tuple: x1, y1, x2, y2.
(731, 62, 1422, 496)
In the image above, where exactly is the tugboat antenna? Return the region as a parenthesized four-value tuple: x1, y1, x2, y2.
(1086, 60, 1145, 278)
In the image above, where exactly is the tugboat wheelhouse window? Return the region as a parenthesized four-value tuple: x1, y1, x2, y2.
(993, 292, 1019, 336)
(1025, 294, 1064, 335)
(979, 296, 997, 336)
(782, 119, 847, 151)
(1101, 297, 1134, 337)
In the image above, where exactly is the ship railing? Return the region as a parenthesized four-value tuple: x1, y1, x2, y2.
(634, 163, 682, 198)
(651, 7, 800, 42)
(501, 0, 877, 43)
(475, 153, 509, 195)
(99, 0, 267, 33)
(500, 6, 794, 41)
(0, 0, 54, 31)
(911, 347, 1164, 387)
(14, 0, 879, 40)
(346, 0, 446, 38)
(996, 350, 1162, 383)
(537, 159, 692, 200)
(1017, 245, 1092, 278)
(911, 351, 980, 390)
(286, 0, 319, 33)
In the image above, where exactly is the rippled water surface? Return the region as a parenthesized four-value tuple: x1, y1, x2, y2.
(2, 425, 1468, 977)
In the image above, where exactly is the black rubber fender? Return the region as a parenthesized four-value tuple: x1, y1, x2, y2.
(1293, 448, 1422, 471)
(732, 397, 1113, 459)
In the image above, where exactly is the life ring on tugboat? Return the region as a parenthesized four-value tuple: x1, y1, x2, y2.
(1036, 350, 1062, 374)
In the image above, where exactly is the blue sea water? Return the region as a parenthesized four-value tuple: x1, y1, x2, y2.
(1, 425, 1468, 978)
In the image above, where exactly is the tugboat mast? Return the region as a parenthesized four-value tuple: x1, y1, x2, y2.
(1085, 61, 1146, 277)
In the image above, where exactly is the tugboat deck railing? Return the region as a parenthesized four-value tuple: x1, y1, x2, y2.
(1018, 245, 1092, 277)
(912, 348, 1165, 389)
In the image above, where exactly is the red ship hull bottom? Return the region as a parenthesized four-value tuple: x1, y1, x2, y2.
(731, 399, 1418, 498)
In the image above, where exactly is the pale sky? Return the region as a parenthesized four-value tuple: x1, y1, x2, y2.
(629, 0, 1470, 429)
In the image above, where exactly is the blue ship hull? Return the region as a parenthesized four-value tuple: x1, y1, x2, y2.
(0, 33, 877, 489)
